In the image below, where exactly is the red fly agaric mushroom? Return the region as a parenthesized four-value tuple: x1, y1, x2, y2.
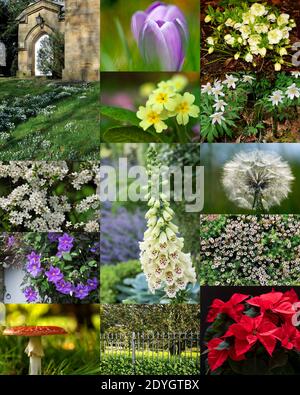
(3, 326, 67, 375)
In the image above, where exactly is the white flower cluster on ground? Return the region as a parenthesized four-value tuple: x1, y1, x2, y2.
(0, 161, 100, 231)
(139, 146, 197, 298)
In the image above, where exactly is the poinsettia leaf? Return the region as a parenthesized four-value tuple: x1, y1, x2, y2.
(215, 340, 230, 350)
(269, 350, 288, 370)
(103, 126, 160, 143)
(100, 106, 140, 126)
(244, 307, 259, 318)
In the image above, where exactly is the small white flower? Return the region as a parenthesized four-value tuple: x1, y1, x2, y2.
(211, 82, 225, 98)
(242, 75, 255, 84)
(245, 53, 253, 63)
(268, 29, 283, 45)
(207, 36, 214, 46)
(201, 82, 213, 95)
(291, 71, 300, 78)
(223, 74, 239, 89)
(213, 99, 227, 112)
(269, 90, 284, 106)
(286, 83, 300, 100)
(210, 112, 225, 125)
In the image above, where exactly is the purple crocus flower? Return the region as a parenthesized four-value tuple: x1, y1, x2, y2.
(26, 252, 42, 277)
(24, 287, 38, 303)
(74, 284, 90, 300)
(87, 277, 99, 292)
(131, 1, 188, 71)
(45, 266, 64, 284)
(55, 279, 73, 295)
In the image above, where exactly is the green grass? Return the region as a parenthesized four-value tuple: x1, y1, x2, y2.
(0, 329, 100, 375)
(0, 78, 100, 160)
(103, 349, 200, 359)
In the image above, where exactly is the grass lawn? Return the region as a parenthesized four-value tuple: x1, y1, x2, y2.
(0, 78, 100, 160)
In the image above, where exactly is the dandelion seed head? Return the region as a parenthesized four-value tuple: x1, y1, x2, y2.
(222, 150, 294, 210)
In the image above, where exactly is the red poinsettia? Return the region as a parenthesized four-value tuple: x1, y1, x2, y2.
(207, 338, 245, 371)
(275, 321, 300, 351)
(247, 290, 297, 318)
(224, 315, 279, 357)
(207, 293, 249, 323)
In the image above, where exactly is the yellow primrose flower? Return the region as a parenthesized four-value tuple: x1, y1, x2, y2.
(174, 93, 199, 126)
(139, 83, 156, 98)
(170, 75, 188, 92)
(147, 88, 177, 113)
(137, 106, 168, 133)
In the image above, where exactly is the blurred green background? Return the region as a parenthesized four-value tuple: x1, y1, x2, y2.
(0, 304, 100, 375)
(100, 0, 200, 71)
(201, 143, 300, 214)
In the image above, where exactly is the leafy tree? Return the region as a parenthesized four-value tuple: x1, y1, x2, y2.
(37, 31, 64, 78)
(0, 0, 32, 75)
(101, 305, 200, 333)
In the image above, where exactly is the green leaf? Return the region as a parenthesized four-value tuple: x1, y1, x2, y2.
(62, 253, 72, 261)
(100, 106, 140, 126)
(103, 126, 160, 143)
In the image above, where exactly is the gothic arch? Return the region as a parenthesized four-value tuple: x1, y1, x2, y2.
(25, 25, 55, 75)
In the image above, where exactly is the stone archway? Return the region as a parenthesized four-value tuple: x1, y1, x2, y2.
(16, 0, 64, 77)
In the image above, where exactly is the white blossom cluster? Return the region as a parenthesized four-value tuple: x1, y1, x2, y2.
(0, 161, 100, 232)
(139, 147, 197, 298)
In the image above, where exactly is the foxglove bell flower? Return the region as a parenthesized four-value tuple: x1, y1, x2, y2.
(131, 1, 188, 71)
(139, 147, 196, 298)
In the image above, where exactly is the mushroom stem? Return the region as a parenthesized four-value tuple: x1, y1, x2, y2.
(25, 337, 44, 375)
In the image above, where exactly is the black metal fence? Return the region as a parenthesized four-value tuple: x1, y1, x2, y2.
(100, 332, 200, 362)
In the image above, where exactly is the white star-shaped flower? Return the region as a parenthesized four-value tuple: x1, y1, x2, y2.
(213, 99, 227, 112)
(223, 74, 239, 89)
(286, 83, 300, 100)
(269, 90, 284, 106)
(291, 71, 300, 79)
(201, 82, 213, 95)
(210, 112, 225, 125)
(242, 75, 255, 84)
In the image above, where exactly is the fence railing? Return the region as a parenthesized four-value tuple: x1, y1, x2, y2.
(100, 332, 200, 362)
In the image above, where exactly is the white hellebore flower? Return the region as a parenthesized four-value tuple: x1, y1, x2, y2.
(245, 53, 253, 63)
(277, 13, 290, 26)
(286, 83, 300, 100)
(269, 90, 284, 106)
(210, 112, 225, 125)
(213, 99, 227, 112)
(250, 3, 267, 17)
(223, 74, 239, 89)
(223, 150, 294, 211)
(207, 36, 214, 46)
(268, 29, 283, 45)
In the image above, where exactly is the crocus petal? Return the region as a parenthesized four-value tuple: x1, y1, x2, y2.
(139, 19, 173, 70)
(145, 1, 164, 15)
(131, 11, 147, 42)
(159, 21, 185, 70)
